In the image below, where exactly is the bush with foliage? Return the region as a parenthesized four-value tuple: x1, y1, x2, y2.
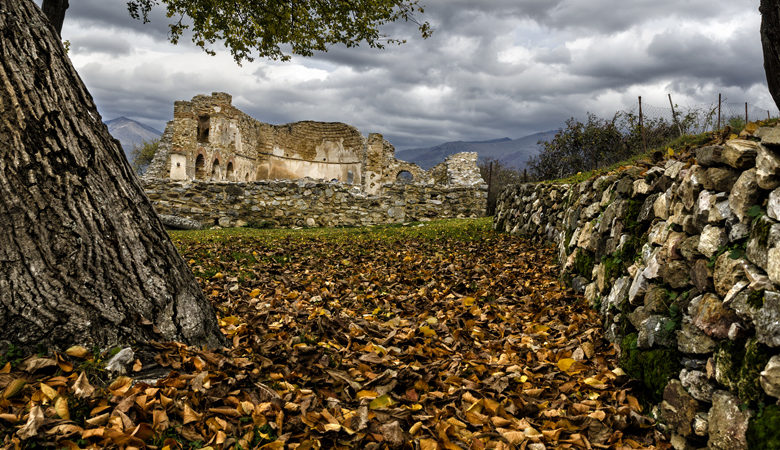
(131, 139, 160, 175)
(526, 112, 679, 181)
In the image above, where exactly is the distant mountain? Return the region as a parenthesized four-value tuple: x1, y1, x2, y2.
(396, 130, 558, 169)
(105, 117, 162, 161)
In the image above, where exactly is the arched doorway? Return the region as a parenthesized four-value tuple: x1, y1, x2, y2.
(226, 162, 235, 181)
(211, 159, 221, 180)
(195, 154, 205, 180)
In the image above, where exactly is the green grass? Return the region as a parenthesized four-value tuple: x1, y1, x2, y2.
(170, 217, 494, 245)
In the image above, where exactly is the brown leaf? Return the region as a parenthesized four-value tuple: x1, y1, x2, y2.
(16, 405, 44, 439)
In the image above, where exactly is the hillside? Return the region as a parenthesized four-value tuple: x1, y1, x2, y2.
(397, 130, 558, 169)
(105, 117, 162, 161)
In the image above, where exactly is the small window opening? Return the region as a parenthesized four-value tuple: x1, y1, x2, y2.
(347, 170, 354, 184)
(211, 159, 221, 180)
(226, 162, 234, 181)
(396, 170, 413, 183)
(197, 115, 210, 143)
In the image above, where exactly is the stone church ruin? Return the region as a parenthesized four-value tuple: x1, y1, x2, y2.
(143, 93, 486, 228)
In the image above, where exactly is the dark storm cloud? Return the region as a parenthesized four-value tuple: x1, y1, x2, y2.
(57, 0, 774, 149)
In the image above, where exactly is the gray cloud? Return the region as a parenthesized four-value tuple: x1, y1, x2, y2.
(43, 0, 777, 149)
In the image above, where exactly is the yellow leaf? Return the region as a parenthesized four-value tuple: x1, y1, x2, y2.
(72, 372, 95, 399)
(419, 438, 438, 450)
(356, 390, 379, 399)
(667, 147, 674, 157)
(213, 272, 224, 279)
(557, 358, 575, 372)
(462, 297, 476, 307)
(499, 429, 526, 445)
(729, 133, 738, 140)
(249, 289, 261, 298)
(419, 325, 436, 337)
(588, 410, 606, 421)
(0, 362, 9, 373)
(369, 394, 395, 410)
(182, 403, 202, 424)
(108, 376, 133, 396)
(55, 396, 70, 420)
(323, 423, 341, 432)
(583, 377, 607, 390)
(65, 346, 90, 359)
(40, 383, 58, 401)
(3, 378, 26, 399)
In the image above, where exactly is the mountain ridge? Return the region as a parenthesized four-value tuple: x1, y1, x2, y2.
(105, 117, 163, 161)
(396, 130, 558, 169)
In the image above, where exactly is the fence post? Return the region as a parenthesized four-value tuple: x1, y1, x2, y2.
(746, 102, 749, 124)
(486, 161, 494, 216)
(668, 93, 683, 136)
(639, 96, 647, 153)
(718, 93, 722, 130)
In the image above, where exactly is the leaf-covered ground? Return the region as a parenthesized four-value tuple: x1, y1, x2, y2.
(1, 219, 668, 449)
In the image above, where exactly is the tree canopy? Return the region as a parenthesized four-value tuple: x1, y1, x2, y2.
(121, 0, 432, 63)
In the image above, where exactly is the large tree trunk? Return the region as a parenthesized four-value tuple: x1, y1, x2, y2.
(41, 0, 68, 36)
(0, 0, 226, 351)
(762, 0, 780, 111)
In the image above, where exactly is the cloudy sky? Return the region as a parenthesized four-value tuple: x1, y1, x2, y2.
(52, 0, 774, 149)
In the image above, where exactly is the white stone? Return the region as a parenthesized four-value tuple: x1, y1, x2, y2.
(769, 247, 780, 285)
(769, 187, 780, 221)
(698, 225, 728, 258)
(761, 355, 780, 398)
(654, 192, 670, 220)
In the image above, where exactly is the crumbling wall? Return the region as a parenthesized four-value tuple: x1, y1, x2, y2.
(494, 126, 780, 449)
(144, 179, 487, 228)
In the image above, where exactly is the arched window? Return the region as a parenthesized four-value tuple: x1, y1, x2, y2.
(396, 170, 413, 183)
(226, 162, 234, 181)
(211, 159, 221, 180)
(195, 154, 206, 180)
(347, 170, 354, 184)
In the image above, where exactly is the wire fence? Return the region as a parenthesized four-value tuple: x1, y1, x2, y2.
(624, 94, 779, 137)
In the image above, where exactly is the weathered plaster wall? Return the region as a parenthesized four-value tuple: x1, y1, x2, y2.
(494, 126, 780, 449)
(145, 93, 460, 194)
(144, 178, 487, 228)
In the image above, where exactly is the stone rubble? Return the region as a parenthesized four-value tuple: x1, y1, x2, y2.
(494, 124, 780, 448)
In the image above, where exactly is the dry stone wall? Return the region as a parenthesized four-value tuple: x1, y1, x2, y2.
(145, 178, 486, 229)
(494, 126, 780, 449)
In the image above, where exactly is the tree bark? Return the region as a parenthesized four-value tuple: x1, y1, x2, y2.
(41, 0, 68, 36)
(0, 0, 226, 351)
(762, 0, 780, 111)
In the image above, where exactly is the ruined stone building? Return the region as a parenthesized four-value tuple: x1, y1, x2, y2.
(145, 93, 481, 194)
(143, 93, 487, 228)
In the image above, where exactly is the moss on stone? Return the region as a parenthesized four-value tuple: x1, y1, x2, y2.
(622, 197, 643, 234)
(747, 289, 766, 309)
(716, 338, 772, 406)
(753, 216, 771, 247)
(619, 333, 681, 403)
(573, 249, 595, 278)
(747, 405, 780, 449)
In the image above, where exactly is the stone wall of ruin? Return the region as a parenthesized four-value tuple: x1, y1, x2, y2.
(143, 178, 487, 228)
(494, 126, 780, 449)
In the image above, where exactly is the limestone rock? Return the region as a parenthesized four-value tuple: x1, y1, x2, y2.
(756, 144, 780, 190)
(767, 244, 780, 284)
(576, 221, 597, 251)
(689, 293, 739, 339)
(746, 216, 780, 271)
(660, 379, 699, 437)
(677, 316, 717, 354)
(713, 252, 746, 298)
(633, 179, 652, 196)
(654, 192, 670, 220)
(769, 187, 780, 220)
(637, 315, 677, 348)
(628, 267, 650, 304)
(698, 225, 727, 258)
(644, 286, 670, 313)
(602, 276, 630, 316)
(665, 160, 686, 179)
(722, 139, 758, 169)
(679, 236, 701, 261)
(728, 222, 750, 242)
(761, 126, 780, 146)
(662, 259, 692, 289)
(159, 214, 203, 230)
(679, 369, 714, 402)
(707, 390, 751, 450)
(760, 355, 780, 398)
(690, 259, 713, 293)
(728, 168, 761, 222)
(703, 167, 739, 192)
(693, 413, 709, 437)
(696, 145, 724, 166)
(708, 200, 736, 224)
